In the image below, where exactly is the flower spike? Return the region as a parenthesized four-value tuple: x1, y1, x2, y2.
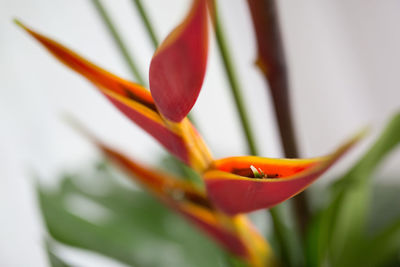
(204, 132, 364, 215)
(149, 0, 209, 122)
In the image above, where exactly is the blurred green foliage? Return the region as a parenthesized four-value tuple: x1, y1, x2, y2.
(306, 113, 400, 267)
(45, 242, 71, 267)
(38, 161, 244, 267)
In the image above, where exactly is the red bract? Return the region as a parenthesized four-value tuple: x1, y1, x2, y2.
(100, 143, 274, 265)
(75, 124, 273, 267)
(149, 0, 209, 122)
(18, 0, 362, 264)
(15, 14, 212, 172)
(204, 132, 363, 215)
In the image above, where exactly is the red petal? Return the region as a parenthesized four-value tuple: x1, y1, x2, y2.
(204, 133, 363, 215)
(16, 21, 193, 163)
(97, 142, 251, 259)
(103, 90, 190, 164)
(149, 0, 209, 122)
(98, 141, 201, 199)
(15, 20, 154, 108)
(178, 203, 249, 259)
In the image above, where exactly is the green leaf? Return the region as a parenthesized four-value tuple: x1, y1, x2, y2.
(46, 248, 71, 267)
(369, 183, 400, 234)
(342, 183, 400, 267)
(38, 161, 241, 267)
(45, 240, 71, 267)
(223, 252, 249, 267)
(305, 113, 400, 267)
(359, 217, 400, 267)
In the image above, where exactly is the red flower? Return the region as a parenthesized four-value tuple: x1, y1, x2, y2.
(17, 0, 362, 264)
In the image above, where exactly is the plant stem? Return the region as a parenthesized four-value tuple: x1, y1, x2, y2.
(211, 1, 258, 156)
(246, 0, 310, 237)
(269, 207, 293, 267)
(131, 0, 159, 49)
(91, 0, 146, 85)
(210, 1, 291, 264)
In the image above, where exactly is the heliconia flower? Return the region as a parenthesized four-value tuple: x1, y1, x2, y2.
(17, 0, 363, 263)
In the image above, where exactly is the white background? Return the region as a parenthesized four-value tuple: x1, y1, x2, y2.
(1, 0, 400, 266)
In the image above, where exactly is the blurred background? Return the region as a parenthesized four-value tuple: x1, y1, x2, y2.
(1, 0, 399, 266)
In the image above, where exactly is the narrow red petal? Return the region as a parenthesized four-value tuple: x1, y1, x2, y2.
(97, 142, 250, 259)
(204, 133, 363, 215)
(178, 203, 249, 259)
(103, 90, 190, 164)
(149, 0, 209, 122)
(16, 21, 194, 164)
(98, 142, 202, 199)
(235, 216, 276, 267)
(15, 20, 154, 109)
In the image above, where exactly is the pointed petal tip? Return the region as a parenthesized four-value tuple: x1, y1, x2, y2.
(13, 18, 23, 27)
(354, 126, 370, 142)
(14, 19, 37, 36)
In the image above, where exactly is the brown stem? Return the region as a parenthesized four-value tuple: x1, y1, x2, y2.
(246, 0, 310, 236)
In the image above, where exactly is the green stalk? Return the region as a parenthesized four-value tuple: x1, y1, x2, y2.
(211, 1, 258, 156)
(211, 1, 291, 265)
(131, 0, 159, 49)
(269, 206, 296, 267)
(91, 0, 146, 85)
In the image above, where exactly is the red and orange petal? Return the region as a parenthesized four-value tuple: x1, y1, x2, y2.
(178, 208, 275, 267)
(15, 20, 154, 108)
(204, 133, 364, 215)
(149, 0, 209, 122)
(103, 90, 190, 164)
(96, 141, 258, 262)
(16, 21, 212, 166)
(235, 215, 276, 267)
(166, 118, 213, 172)
(177, 203, 250, 259)
(95, 139, 204, 201)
